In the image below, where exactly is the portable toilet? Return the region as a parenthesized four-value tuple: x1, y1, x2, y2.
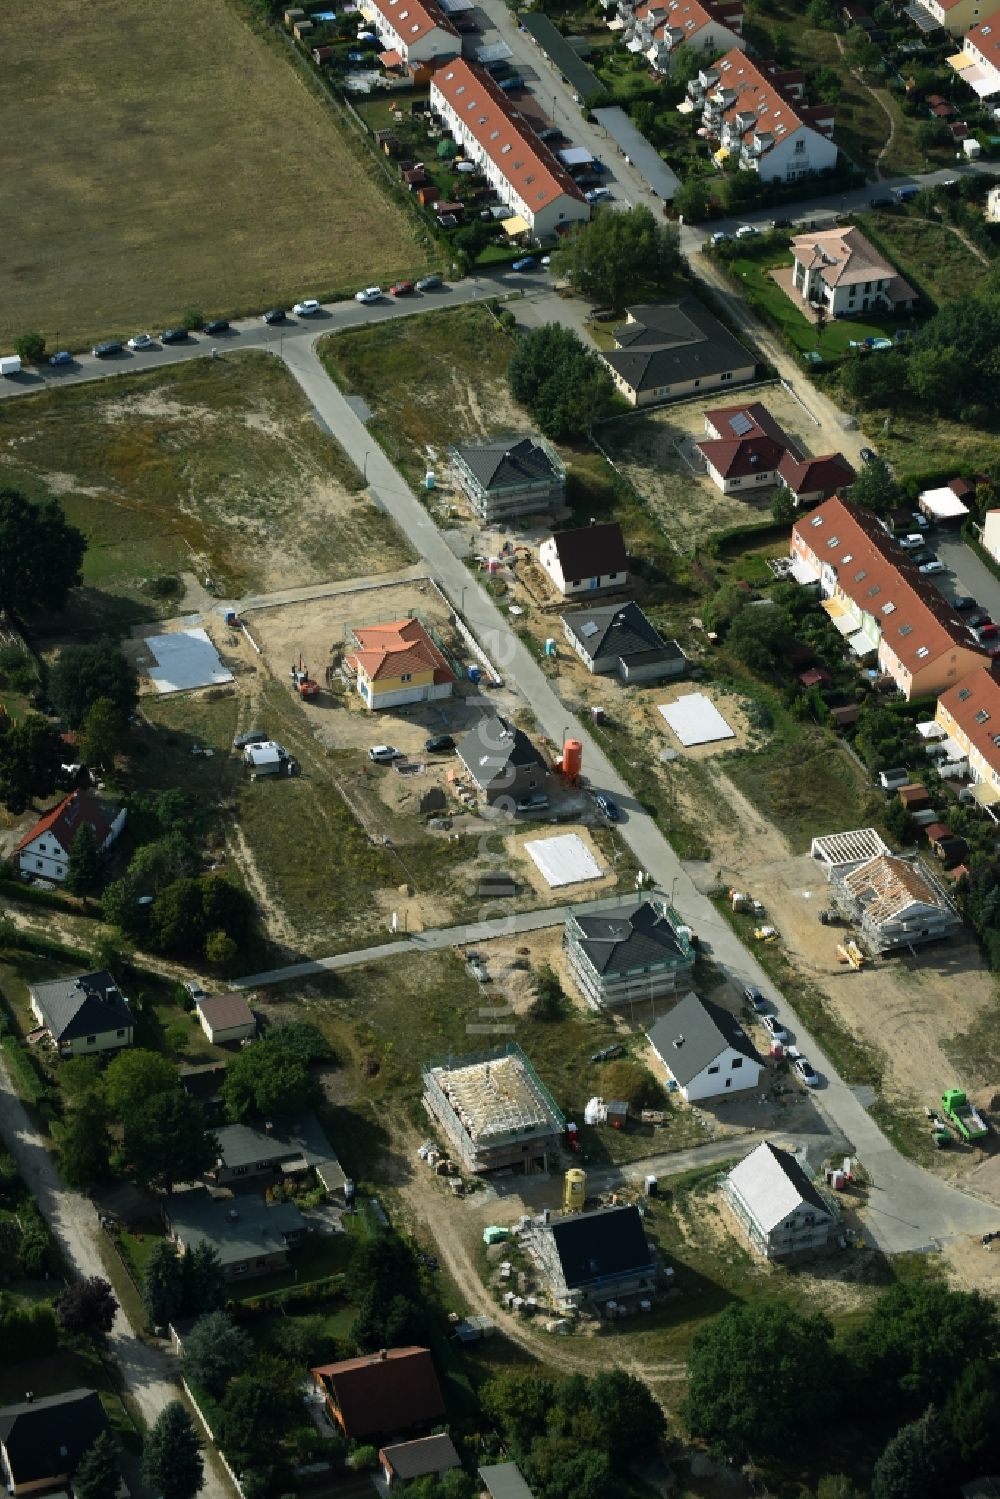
(467, 664, 481, 684)
(563, 1168, 587, 1212)
(425, 470, 436, 490)
(644, 1174, 658, 1196)
(544, 638, 557, 657)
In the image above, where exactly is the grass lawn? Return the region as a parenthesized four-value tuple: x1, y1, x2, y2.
(855, 210, 990, 311)
(857, 407, 1000, 480)
(320, 304, 518, 487)
(0, 355, 412, 632)
(726, 251, 904, 361)
(724, 723, 875, 853)
(0, 0, 432, 347)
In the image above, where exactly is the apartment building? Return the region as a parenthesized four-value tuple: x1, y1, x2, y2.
(689, 50, 837, 181)
(937, 667, 1000, 810)
(627, 0, 744, 74)
(359, 0, 458, 66)
(950, 9, 1000, 97)
(790, 496, 990, 699)
(429, 60, 590, 237)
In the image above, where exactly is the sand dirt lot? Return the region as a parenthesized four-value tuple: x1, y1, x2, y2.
(599, 382, 824, 553)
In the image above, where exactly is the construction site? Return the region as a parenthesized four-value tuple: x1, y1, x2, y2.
(811, 828, 962, 954)
(422, 1043, 567, 1175)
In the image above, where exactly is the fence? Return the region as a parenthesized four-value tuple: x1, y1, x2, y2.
(182, 1378, 245, 1498)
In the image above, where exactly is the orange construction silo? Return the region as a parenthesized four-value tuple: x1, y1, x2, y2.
(561, 738, 583, 784)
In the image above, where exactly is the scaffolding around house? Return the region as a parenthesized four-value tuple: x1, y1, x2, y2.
(422, 1043, 566, 1173)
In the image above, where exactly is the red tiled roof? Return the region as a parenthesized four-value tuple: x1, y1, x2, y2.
(965, 11, 1000, 73)
(938, 666, 1000, 779)
(777, 450, 856, 494)
(345, 618, 456, 686)
(365, 0, 458, 46)
(430, 60, 586, 217)
(197, 992, 255, 1032)
(792, 497, 991, 678)
(16, 791, 115, 856)
(711, 50, 831, 150)
(698, 401, 798, 480)
(312, 1348, 445, 1440)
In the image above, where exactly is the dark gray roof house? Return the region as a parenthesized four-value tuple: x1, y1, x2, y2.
(538, 521, 628, 598)
(211, 1114, 347, 1193)
(565, 898, 696, 1008)
(647, 992, 762, 1103)
(456, 715, 550, 807)
(449, 434, 566, 521)
(480, 1463, 537, 1499)
(528, 1203, 658, 1308)
(28, 970, 133, 1059)
(602, 299, 756, 407)
(164, 1186, 306, 1278)
(0, 1389, 111, 1495)
(562, 600, 686, 683)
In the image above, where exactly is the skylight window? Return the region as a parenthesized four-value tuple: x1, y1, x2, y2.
(916, 646, 929, 658)
(899, 624, 912, 637)
(810, 515, 823, 527)
(854, 570, 867, 582)
(958, 688, 972, 700)
(841, 554, 853, 565)
(976, 709, 991, 724)
(826, 536, 840, 547)
(882, 602, 896, 615)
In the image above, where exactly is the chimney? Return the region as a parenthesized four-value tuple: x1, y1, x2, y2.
(379, 1348, 388, 1361)
(672, 1035, 685, 1049)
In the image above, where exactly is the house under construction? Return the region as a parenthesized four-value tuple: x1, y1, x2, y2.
(833, 853, 961, 952)
(422, 1043, 566, 1174)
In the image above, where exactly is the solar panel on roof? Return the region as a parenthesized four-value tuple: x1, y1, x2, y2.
(729, 412, 753, 436)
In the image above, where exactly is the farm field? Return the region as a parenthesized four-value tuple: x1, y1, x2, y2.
(0, 0, 431, 348)
(0, 354, 412, 633)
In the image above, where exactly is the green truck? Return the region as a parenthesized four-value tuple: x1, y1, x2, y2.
(941, 1089, 988, 1142)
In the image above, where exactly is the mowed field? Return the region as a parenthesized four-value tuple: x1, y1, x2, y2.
(0, 0, 431, 347)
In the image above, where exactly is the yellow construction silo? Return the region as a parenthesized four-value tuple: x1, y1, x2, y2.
(563, 1168, 587, 1213)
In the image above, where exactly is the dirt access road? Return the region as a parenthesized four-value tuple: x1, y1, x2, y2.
(0, 1055, 232, 1497)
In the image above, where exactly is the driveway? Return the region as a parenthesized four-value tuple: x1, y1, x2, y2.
(0, 1056, 232, 1497)
(933, 530, 1000, 624)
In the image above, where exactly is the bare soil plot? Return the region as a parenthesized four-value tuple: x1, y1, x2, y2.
(0, 355, 413, 621)
(0, 0, 430, 347)
(598, 383, 825, 554)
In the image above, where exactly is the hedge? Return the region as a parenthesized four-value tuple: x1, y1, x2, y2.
(0, 877, 98, 918)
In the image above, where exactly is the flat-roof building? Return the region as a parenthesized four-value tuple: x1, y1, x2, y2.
(422, 1043, 565, 1174)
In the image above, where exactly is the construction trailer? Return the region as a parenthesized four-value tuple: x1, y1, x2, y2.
(831, 853, 962, 953)
(422, 1043, 565, 1175)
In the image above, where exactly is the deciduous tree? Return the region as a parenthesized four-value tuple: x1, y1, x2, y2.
(79, 696, 127, 774)
(54, 1096, 112, 1191)
(65, 822, 101, 895)
(0, 715, 65, 812)
(554, 205, 682, 309)
(507, 324, 617, 441)
(215, 1360, 301, 1471)
(103, 1048, 180, 1121)
(56, 1276, 118, 1340)
(125, 1090, 216, 1194)
(871, 1408, 953, 1499)
(49, 639, 137, 729)
(181, 1311, 253, 1398)
(143, 1401, 204, 1499)
(850, 453, 898, 516)
(72, 1429, 121, 1499)
(0, 488, 85, 617)
(15, 332, 45, 364)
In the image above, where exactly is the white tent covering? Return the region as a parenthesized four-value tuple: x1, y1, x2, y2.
(659, 693, 735, 747)
(524, 833, 603, 887)
(917, 485, 970, 521)
(917, 720, 947, 741)
(143, 628, 234, 694)
(558, 145, 594, 167)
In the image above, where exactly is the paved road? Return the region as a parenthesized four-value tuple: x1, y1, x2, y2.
(0, 1056, 231, 1497)
(934, 530, 1000, 623)
(587, 1130, 849, 1193)
(275, 332, 999, 1254)
(234, 893, 644, 988)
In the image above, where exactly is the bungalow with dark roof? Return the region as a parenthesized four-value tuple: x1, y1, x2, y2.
(311, 1348, 446, 1441)
(0, 1389, 114, 1498)
(455, 715, 551, 807)
(561, 600, 686, 682)
(647, 991, 762, 1101)
(602, 299, 756, 406)
(164, 1186, 306, 1279)
(210, 1114, 347, 1194)
(380, 1433, 461, 1487)
(564, 898, 696, 1009)
(16, 789, 126, 884)
(449, 434, 566, 522)
(29, 970, 133, 1059)
(538, 521, 628, 598)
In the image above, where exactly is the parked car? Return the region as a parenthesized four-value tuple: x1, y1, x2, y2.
(498, 75, 524, 90)
(952, 595, 976, 610)
(48, 350, 72, 366)
(293, 299, 321, 316)
(355, 286, 382, 303)
(127, 333, 156, 351)
(92, 340, 123, 357)
(735, 223, 758, 238)
(536, 126, 562, 142)
(233, 729, 268, 749)
(161, 327, 188, 344)
(585, 186, 612, 203)
(899, 534, 924, 549)
(794, 1056, 819, 1087)
(512, 257, 538, 272)
(183, 980, 208, 1003)
(860, 447, 877, 463)
(909, 512, 929, 530)
(743, 985, 769, 1014)
(919, 560, 945, 574)
(595, 792, 621, 822)
(263, 308, 286, 324)
(516, 792, 550, 813)
(425, 734, 455, 753)
(415, 273, 444, 291)
(869, 196, 892, 208)
(368, 744, 400, 762)
(762, 1014, 789, 1042)
(204, 319, 231, 335)
(390, 281, 415, 296)
(710, 230, 731, 244)
(967, 610, 992, 628)
(974, 623, 999, 640)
